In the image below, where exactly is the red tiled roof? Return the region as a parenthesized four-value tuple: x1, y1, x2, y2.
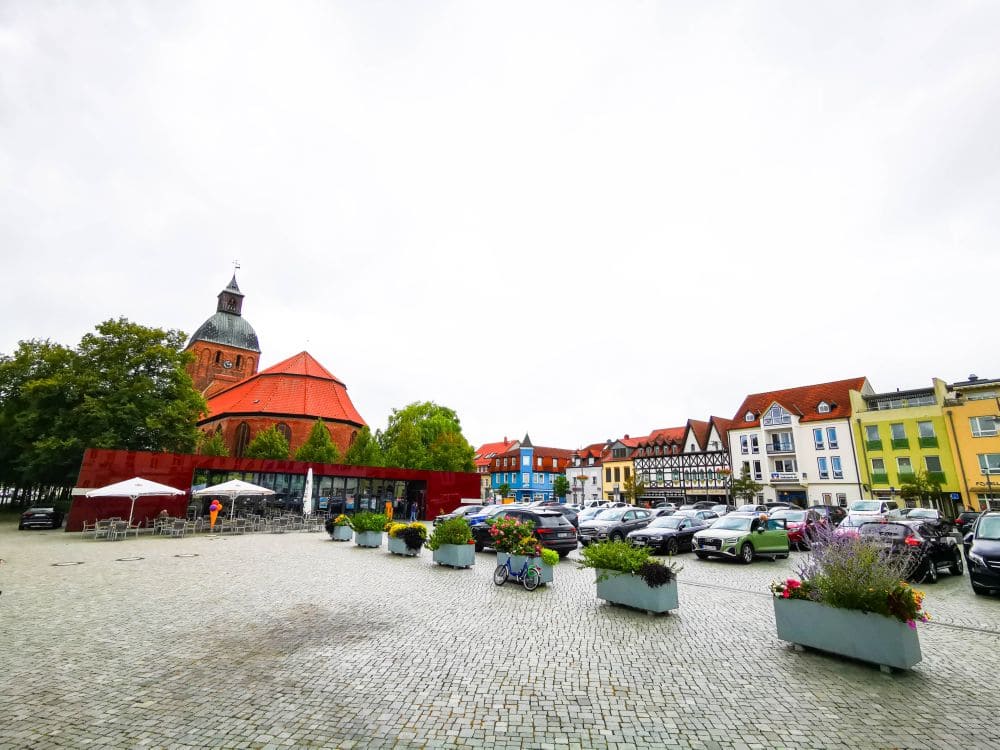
(685, 420, 711, 450)
(474, 439, 517, 468)
(709, 416, 736, 449)
(202, 351, 365, 426)
(730, 377, 867, 428)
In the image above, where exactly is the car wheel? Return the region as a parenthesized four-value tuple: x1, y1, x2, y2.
(18, 522, 24, 530)
(949, 554, 963, 577)
(610, 531, 624, 542)
(558, 549, 570, 558)
(799, 538, 811, 551)
(666, 538, 678, 556)
(740, 543, 754, 565)
(923, 559, 939, 584)
(695, 551, 709, 560)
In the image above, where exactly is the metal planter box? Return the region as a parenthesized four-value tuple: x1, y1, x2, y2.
(329, 526, 352, 541)
(595, 570, 678, 613)
(772, 597, 922, 671)
(497, 552, 553, 584)
(354, 531, 383, 548)
(387, 535, 421, 556)
(432, 543, 476, 568)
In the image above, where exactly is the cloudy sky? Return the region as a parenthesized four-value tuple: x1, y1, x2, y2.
(2, 1, 998, 450)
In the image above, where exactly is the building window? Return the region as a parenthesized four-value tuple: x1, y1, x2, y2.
(925, 455, 942, 473)
(971, 416, 999, 437)
(752, 461, 762, 481)
(822, 493, 832, 504)
(871, 458, 886, 474)
(523, 456, 530, 467)
(537, 457, 542, 467)
(624, 467, 631, 479)
(836, 493, 847, 506)
(774, 459, 796, 473)
(750, 435, 759, 454)
(214, 351, 222, 364)
(897, 456, 913, 475)
(522, 473, 529, 484)
(865, 425, 880, 442)
(890, 423, 906, 440)
(236, 354, 242, 368)
(827, 427, 838, 449)
(817, 457, 829, 479)
(605, 468, 612, 482)
(740, 435, 749, 454)
(813, 429, 824, 450)
(917, 421, 935, 438)
(588, 457, 594, 466)
(276, 423, 292, 444)
(234, 422, 250, 457)
(831, 456, 843, 480)
(614, 468, 620, 482)
(978, 454, 1000, 475)
(552, 457, 557, 467)
(744, 411, 755, 422)
(818, 401, 830, 413)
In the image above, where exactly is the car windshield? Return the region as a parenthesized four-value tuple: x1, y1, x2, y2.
(596, 509, 626, 521)
(838, 514, 869, 528)
(712, 516, 753, 531)
(772, 510, 805, 522)
(907, 509, 937, 519)
(458, 506, 482, 515)
(977, 517, 1000, 540)
(851, 501, 881, 512)
(649, 516, 683, 529)
(859, 522, 908, 539)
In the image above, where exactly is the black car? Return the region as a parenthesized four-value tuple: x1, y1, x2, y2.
(18, 507, 64, 530)
(964, 511, 1000, 595)
(810, 505, 847, 526)
(578, 507, 653, 545)
(433, 504, 484, 526)
(859, 519, 963, 583)
(954, 510, 982, 534)
(627, 514, 708, 555)
(471, 509, 578, 556)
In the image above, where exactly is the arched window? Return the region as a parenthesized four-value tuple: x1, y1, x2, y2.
(246, 357, 254, 372)
(215, 351, 222, 364)
(234, 422, 251, 457)
(276, 423, 292, 444)
(236, 355, 242, 368)
(350, 430, 358, 446)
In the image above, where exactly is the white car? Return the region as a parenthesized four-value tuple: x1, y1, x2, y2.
(849, 499, 899, 518)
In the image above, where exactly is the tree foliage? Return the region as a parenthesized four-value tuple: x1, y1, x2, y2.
(498, 483, 511, 499)
(0, 318, 205, 491)
(244, 424, 290, 460)
(294, 419, 341, 463)
(731, 468, 763, 503)
(342, 425, 384, 467)
(899, 470, 943, 506)
(198, 431, 229, 457)
(553, 475, 570, 499)
(623, 471, 646, 503)
(378, 401, 475, 472)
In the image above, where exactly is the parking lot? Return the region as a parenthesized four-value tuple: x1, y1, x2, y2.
(2, 524, 999, 750)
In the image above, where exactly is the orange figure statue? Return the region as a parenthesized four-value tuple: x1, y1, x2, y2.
(209, 499, 223, 530)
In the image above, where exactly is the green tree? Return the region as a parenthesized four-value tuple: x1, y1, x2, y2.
(244, 424, 290, 460)
(553, 475, 570, 499)
(498, 483, 511, 499)
(900, 470, 943, 508)
(378, 401, 474, 472)
(343, 426, 384, 467)
(730, 468, 763, 504)
(0, 319, 205, 496)
(198, 431, 229, 457)
(294, 419, 341, 463)
(623, 471, 646, 504)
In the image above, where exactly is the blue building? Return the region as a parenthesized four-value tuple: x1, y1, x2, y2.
(489, 434, 572, 502)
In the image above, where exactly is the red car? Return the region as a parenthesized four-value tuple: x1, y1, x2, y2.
(770, 508, 824, 550)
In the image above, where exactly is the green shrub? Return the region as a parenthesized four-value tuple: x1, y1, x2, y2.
(351, 512, 388, 533)
(540, 548, 559, 567)
(578, 540, 681, 584)
(426, 517, 472, 550)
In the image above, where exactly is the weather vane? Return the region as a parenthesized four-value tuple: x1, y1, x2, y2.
(233, 259, 241, 272)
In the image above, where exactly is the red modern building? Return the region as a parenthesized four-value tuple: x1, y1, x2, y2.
(66, 448, 479, 531)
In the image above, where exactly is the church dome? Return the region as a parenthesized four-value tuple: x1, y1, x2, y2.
(188, 311, 260, 352)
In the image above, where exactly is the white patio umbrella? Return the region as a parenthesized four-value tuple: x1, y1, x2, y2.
(86, 476, 185, 527)
(192, 479, 275, 519)
(302, 468, 314, 516)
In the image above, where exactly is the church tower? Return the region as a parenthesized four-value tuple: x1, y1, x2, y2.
(185, 275, 261, 397)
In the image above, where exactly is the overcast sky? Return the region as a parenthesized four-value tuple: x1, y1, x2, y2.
(2, 1, 999, 450)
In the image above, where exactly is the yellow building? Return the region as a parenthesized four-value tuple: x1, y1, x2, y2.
(603, 436, 640, 501)
(944, 376, 1000, 512)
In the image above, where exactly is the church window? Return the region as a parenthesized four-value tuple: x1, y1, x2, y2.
(234, 422, 251, 457)
(236, 355, 242, 368)
(215, 351, 222, 364)
(276, 423, 292, 444)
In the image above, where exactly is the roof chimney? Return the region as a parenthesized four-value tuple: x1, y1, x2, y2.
(624, 434, 630, 439)
(969, 374, 978, 382)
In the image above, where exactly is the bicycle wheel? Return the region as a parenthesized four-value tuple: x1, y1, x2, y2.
(493, 564, 509, 586)
(522, 567, 540, 591)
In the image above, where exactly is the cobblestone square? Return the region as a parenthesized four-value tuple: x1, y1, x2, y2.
(2, 525, 998, 750)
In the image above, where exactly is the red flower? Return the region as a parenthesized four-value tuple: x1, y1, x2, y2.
(786, 579, 801, 589)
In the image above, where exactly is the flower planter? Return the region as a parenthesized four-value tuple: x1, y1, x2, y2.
(432, 543, 476, 568)
(388, 535, 421, 556)
(772, 597, 921, 671)
(329, 525, 352, 541)
(497, 552, 553, 584)
(595, 569, 678, 614)
(354, 531, 383, 548)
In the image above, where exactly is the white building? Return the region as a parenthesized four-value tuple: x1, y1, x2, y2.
(565, 443, 606, 505)
(727, 377, 874, 507)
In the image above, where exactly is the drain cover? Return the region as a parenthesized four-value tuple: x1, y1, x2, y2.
(52, 561, 84, 567)
(173, 553, 199, 558)
(115, 556, 144, 562)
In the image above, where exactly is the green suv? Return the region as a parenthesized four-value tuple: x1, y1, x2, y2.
(692, 512, 790, 563)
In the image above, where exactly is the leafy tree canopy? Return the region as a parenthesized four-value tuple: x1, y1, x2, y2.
(244, 424, 290, 460)
(900, 470, 943, 505)
(343, 425, 384, 467)
(730, 468, 763, 503)
(378, 401, 474, 472)
(198, 431, 229, 457)
(553, 475, 570, 498)
(623, 472, 645, 503)
(0, 318, 205, 489)
(294, 419, 341, 464)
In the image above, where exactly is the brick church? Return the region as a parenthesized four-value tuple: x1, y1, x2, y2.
(185, 276, 366, 457)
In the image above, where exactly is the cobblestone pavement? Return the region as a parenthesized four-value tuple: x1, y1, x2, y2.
(2, 524, 999, 750)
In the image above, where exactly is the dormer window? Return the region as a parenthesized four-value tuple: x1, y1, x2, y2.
(744, 411, 755, 422)
(817, 401, 831, 414)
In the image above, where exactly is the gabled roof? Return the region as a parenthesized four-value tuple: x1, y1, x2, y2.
(474, 439, 518, 468)
(709, 416, 736, 449)
(201, 351, 365, 426)
(575, 442, 608, 463)
(685, 420, 711, 450)
(730, 377, 867, 428)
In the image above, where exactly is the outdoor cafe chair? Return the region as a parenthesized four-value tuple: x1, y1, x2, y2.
(169, 519, 187, 538)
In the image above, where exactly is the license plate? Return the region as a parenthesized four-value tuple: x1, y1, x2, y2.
(701, 539, 719, 549)
(557, 532, 573, 538)
(633, 539, 646, 546)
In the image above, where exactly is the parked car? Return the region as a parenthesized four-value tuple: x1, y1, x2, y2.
(466, 504, 520, 528)
(810, 504, 847, 526)
(849, 499, 899, 517)
(576, 507, 606, 525)
(551, 505, 580, 528)
(833, 513, 871, 540)
(964, 511, 1000, 595)
(649, 507, 676, 518)
(578, 507, 653, 545)
(678, 501, 716, 511)
(470, 508, 578, 556)
(954, 510, 982, 534)
(859, 519, 962, 583)
(674, 508, 719, 524)
(711, 504, 736, 516)
(770, 508, 825, 550)
(693, 513, 789, 563)
(433, 504, 484, 526)
(736, 504, 768, 514)
(654, 502, 678, 510)
(627, 514, 709, 555)
(18, 507, 64, 530)
(766, 502, 803, 511)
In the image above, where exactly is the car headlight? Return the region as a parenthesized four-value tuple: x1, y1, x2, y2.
(969, 550, 987, 568)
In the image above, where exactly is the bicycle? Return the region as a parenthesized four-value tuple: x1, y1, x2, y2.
(493, 555, 543, 591)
